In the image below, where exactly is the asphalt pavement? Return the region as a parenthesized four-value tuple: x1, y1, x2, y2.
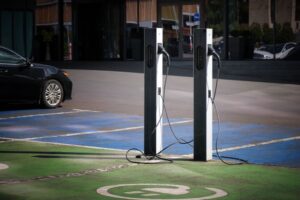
(57, 61, 300, 128)
(1, 61, 300, 167)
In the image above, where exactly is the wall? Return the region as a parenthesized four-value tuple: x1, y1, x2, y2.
(126, 0, 157, 27)
(249, 0, 271, 26)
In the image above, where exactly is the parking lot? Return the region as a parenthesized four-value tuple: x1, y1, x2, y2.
(1, 65, 300, 167)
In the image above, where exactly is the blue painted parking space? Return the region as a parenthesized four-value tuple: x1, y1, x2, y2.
(0, 108, 299, 167)
(0, 109, 144, 139)
(220, 140, 300, 168)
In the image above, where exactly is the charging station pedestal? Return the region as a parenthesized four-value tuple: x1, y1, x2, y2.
(193, 28, 213, 161)
(144, 28, 163, 156)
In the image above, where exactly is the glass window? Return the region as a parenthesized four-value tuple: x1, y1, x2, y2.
(296, 0, 300, 21)
(158, 2, 200, 59)
(13, 12, 25, 56)
(64, 0, 72, 60)
(182, 4, 199, 58)
(0, 47, 24, 64)
(225, 0, 299, 60)
(25, 12, 34, 58)
(207, 0, 224, 58)
(126, 0, 157, 60)
(139, 0, 157, 28)
(35, 0, 59, 61)
(0, 11, 33, 58)
(76, 0, 121, 60)
(228, 0, 255, 60)
(0, 11, 13, 49)
(126, 0, 138, 25)
(161, 5, 180, 57)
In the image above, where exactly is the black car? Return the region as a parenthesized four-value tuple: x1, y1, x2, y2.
(0, 46, 72, 108)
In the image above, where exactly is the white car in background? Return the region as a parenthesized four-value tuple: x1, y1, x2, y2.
(253, 42, 296, 59)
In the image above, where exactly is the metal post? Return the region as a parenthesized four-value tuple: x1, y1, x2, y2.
(144, 28, 163, 156)
(193, 28, 213, 161)
(224, 0, 229, 60)
(271, 0, 276, 60)
(58, 0, 64, 61)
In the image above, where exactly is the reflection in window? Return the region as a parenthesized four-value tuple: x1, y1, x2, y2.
(35, 0, 59, 61)
(207, 0, 224, 58)
(182, 5, 199, 58)
(218, 0, 300, 60)
(0, 11, 33, 58)
(64, 0, 72, 60)
(35, 0, 72, 61)
(126, 0, 157, 60)
(161, 5, 179, 57)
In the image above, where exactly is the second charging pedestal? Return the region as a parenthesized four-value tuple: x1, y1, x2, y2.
(144, 28, 163, 155)
(194, 28, 213, 161)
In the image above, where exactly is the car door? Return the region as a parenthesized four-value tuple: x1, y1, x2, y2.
(0, 64, 13, 101)
(0, 48, 22, 101)
(0, 47, 42, 102)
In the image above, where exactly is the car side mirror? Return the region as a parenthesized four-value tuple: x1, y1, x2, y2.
(25, 58, 34, 67)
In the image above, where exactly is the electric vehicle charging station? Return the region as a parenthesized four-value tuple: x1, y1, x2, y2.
(193, 28, 213, 161)
(143, 27, 213, 161)
(144, 28, 163, 156)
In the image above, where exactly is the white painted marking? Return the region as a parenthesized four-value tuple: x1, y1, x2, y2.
(96, 184, 228, 200)
(72, 109, 102, 113)
(143, 185, 190, 195)
(0, 163, 9, 170)
(22, 120, 193, 140)
(182, 135, 300, 158)
(216, 136, 300, 153)
(142, 193, 159, 197)
(0, 137, 128, 153)
(0, 109, 100, 121)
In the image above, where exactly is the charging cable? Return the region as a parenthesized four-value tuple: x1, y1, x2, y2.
(126, 44, 192, 164)
(126, 44, 247, 165)
(208, 45, 248, 165)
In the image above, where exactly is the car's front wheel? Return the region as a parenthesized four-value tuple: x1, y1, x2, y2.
(42, 79, 64, 108)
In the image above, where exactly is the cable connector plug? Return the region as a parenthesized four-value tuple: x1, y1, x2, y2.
(158, 43, 171, 67)
(208, 44, 221, 70)
(207, 44, 216, 56)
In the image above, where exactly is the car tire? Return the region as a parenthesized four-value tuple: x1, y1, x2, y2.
(42, 79, 64, 108)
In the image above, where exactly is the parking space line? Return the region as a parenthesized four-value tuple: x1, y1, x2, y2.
(216, 135, 300, 153)
(0, 109, 101, 121)
(21, 120, 193, 140)
(72, 109, 102, 113)
(2, 135, 300, 158)
(0, 136, 132, 152)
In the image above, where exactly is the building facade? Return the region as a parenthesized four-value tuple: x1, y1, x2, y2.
(0, 0, 299, 61)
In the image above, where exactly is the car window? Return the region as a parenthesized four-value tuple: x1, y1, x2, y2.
(263, 44, 284, 54)
(0, 48, 24, 64)
(285, 43, 295, 50)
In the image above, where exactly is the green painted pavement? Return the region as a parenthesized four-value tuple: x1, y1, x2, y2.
(0, 141, 299, 200)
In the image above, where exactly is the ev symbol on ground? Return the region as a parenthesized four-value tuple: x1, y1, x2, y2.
(0, 163, 9, 171)
(97, 183, 227, 200)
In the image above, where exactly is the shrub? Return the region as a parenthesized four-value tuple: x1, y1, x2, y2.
(262, 23, 273, 44)
(279, 22, 295, 43)
(250, 23, 263, 43)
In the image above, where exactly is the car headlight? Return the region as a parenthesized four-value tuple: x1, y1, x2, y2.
(264, 55, 272, 59)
